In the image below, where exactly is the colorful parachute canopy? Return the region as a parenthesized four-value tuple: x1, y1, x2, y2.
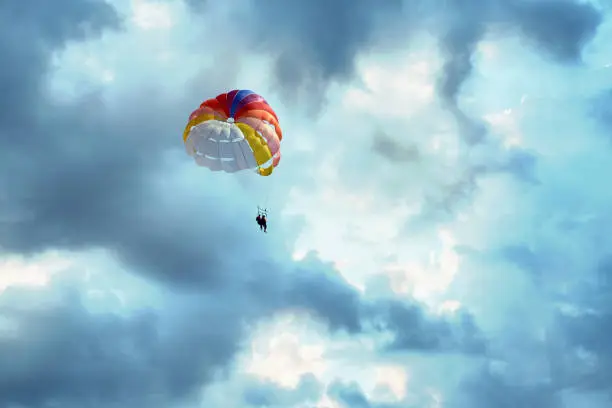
(183, 89, 282, 176)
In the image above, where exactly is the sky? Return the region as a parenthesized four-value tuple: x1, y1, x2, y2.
(1, 0, 612, 407)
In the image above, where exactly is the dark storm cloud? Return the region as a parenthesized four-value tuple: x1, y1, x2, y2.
(0, 259, 362, 407)
(457, 368, 561, 408)
(0, 2, 488, 404)
(280, 255, 364, 333)
(451, 221, 612, 405)
(0, 91, 227, 286)
(258, 254, 486, 353)
(0, 257, 487, 407)
(437, 0, 602, 104)
(591, 89, 612, 136)
(501, 149, 539, 184)
(1, 0, 488, 382)
(5, 0, 602, 407)
(327, 381, 373, 408)
(452, 108, 489, 145)
(0, 0, 119, 129)
(0, 0, 244, 287)
(404, 147, 539, 231)
(0, 282, 251, 408)
(596, 255, 612, 289)
(500, 244, 544, 281)
(553, 255, 612, 393)
(436, 0, 487, 108)
(0, 2, 365, 405)
(212, 0, 403, 112)
(182, 0, 601, 119)
(327, 380, 409, 408)
(501, 243, 538, 264)
(372, 132, 420, 164)
(508, 0, 602, 63)
(366, 299, 487, 354)
(242, 374, 323, 407)
(559, 310, 612, 391)
(435, 0, 601, 145)
(254, 0, 402, 88)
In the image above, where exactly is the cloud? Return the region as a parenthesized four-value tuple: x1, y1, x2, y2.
(549, 254, 612, 394)
(509, 0, 603, 63)
(436, 0, 602, 104)
(591, 88, 612, 135)
(372, 131, 420, 164)
(254, 253, 487, 355)
(183, 0, 603, 120)
(2, 0, 612, 407)
(0, 282, 240, 407)
(328, 381, 374, 408)
(230, 0, 404, 111)
(499, 244, 544, 282)
(457, 367, 560, 408)
(0, 1, 455, 405)
(279, 254, 364, 333)
(0, 0, 244, 287)
(0, 253, 484, 407)
(435, 0, 602, 148)
(365, 298, 487, 354)
(436, 0, 486, 109)
(326, 379, 443, 408)
(242, 374, 323, 407)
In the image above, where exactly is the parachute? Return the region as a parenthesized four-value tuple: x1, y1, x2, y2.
(182, 89, 282, 176)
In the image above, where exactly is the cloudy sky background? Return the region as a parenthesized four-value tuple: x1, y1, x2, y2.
(1, 0, 612, 407)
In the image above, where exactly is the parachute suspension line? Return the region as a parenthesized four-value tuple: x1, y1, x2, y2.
(263, 188, 270, 213)
(258, 178, 272, 217)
